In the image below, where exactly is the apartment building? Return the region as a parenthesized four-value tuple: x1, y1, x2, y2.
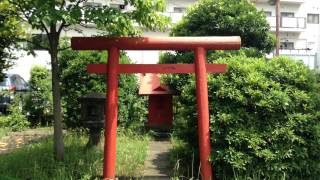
(8, 0, 320, 80)
(253, 0, 320, 69)
(165, 0, 320, 69)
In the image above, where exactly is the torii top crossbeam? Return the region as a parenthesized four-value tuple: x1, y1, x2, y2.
(71, 36, 241, 50)
(71, 36, 241, 180)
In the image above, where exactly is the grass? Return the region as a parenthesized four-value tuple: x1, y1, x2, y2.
(116, 130, 150, 177)
(170, 136, 200, 180)
(0, 127, 11, 139)
(0, 126, 53, 139)
(0, 130, 149, 179)
(0, 115, 11, 138)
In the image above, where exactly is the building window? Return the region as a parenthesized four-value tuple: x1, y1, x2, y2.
(83, 2, 102, 8)
(173, 7, 186, 13)
(264, 11, 272, 17)
(307, 14, 319, 24)
(280, 42, 294, 50)
(281, 12, 294, 17)
(110, 3, 126, 10)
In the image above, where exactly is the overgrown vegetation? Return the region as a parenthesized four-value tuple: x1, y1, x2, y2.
(0, 127, 11, 138)
(0, 131, 149, 179)
(24, 66, 53, 126)
(0, 96, 29, 132)
(165, 56, 320, 179)
(116, 129, 150, 177)
(59, 50, 147, 130)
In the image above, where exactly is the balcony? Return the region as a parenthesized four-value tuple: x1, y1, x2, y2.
(253, 0, 305, 4)
(280, 0, 305, 4)
(267, 16, 306, 32)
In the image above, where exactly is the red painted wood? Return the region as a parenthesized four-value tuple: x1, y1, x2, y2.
(139, 74, 174, 95)
(103, 47, 119, 179)
(87, 64, 227, 74)
(194, 47, 213, 180)
(148, 95, 173, 128)
(71, 36, 241, 50)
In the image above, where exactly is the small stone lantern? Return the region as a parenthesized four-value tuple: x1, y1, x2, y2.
(79, 92, 105, 147)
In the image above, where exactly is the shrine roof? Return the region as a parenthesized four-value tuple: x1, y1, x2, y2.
(139, 73, 174, 95)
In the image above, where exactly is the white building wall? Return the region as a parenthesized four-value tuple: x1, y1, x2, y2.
(255, 0, 320, 53)
(7, 51, 51, 81)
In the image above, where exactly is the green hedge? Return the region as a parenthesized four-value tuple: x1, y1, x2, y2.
(164, 56, 320, 179)
(59, 50, 147, 130)
(24, 66, 53, 126)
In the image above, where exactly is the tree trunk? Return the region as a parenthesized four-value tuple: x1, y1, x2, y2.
(49, 26, 64, 161)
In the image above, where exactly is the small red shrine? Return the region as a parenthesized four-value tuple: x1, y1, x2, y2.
(139, 73, 174, 129)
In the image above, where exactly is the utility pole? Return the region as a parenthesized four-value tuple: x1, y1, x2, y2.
(275, 0, 280, 56)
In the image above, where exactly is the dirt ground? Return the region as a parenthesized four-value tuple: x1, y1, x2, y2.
(0, 127, 53, 154)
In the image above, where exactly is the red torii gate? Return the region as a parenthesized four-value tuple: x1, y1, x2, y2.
(71, 36, 241, 180)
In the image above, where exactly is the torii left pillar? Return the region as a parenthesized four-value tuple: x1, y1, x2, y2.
(71, 36, 241, 180)
(104, 47, 119, 177)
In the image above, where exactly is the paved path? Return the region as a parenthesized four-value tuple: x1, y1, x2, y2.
(0, 127, 53, 154)
(143, 138, 172, 180)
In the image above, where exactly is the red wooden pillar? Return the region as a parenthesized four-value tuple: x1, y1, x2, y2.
(194, 47, 213, 180)
(103, 47, 119, 179)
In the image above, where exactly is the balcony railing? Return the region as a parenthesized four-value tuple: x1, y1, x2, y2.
(163, 13, 307, 32)
(253, 0, 305, 4)
(281, 0, 305, 3)
(266, 16, 306, 31)
(279, 49, 314, 55)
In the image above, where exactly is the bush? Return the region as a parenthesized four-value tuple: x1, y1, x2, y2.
(24, 66, 53, 126)
(59, 50, 147, 130)
(0, 96, 29, 131)
(164, 56, 320, 179)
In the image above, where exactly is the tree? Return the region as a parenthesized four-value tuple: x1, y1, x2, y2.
(7, 0, 169, 161)
(171, 0, 275, 53)
(0, 0, 24, 80)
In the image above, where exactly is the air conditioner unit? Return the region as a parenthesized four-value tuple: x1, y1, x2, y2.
(119, 4, 125, 9)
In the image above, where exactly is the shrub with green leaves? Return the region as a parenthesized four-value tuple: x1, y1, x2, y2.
(59, 50, 147, 130)
(164, 56, 320, 179)
(0, 96, 29, 131)
(24, 66, 53, 126)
